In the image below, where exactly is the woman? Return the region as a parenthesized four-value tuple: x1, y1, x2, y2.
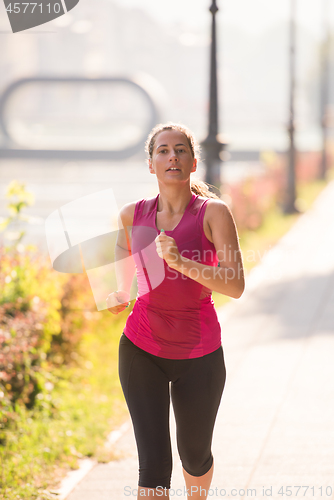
(107, 123, 245, 499)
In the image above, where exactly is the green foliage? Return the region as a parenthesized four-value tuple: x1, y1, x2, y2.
(0, 247, 65, 411)
(0, 180, 94, 414)
(0, 179, 129, 498)
(0, 180, 35, 244)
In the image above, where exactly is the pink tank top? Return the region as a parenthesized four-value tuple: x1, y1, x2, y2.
(123, 193, 222, 359)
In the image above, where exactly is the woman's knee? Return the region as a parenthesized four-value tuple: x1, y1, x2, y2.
(180, 450, 213, 477)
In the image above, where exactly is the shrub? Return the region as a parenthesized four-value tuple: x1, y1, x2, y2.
(224, 150, 328, 231)
(0, 180, 93, 421)
(0, 247, 63, 413)
(225, 153, 285, 231)
(0, 246, 96, 416)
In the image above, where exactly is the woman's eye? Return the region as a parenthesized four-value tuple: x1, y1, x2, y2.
(178, 149, 185, 153)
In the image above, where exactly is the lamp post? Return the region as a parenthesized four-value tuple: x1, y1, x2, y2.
(284, 0, 298, 214)
(202, 0, 225, 191)
(319, 0, 330, 180)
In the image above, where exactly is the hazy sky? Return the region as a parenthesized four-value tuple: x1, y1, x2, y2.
(114, 0, 333, 39)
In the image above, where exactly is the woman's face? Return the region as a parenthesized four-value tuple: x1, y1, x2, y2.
(149, 130, 197, 184)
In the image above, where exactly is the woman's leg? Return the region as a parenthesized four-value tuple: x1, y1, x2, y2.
(119, 334, 172, 497)
(182, 462, 214, 499)
(171, 347, 226, 500)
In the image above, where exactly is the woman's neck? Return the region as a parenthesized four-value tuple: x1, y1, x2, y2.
(157, 184, 193, 215)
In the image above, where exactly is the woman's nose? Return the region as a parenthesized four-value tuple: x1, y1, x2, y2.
(169, 150, 178, 161)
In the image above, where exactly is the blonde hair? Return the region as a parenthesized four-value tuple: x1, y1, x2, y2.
(145, 122, 219, 199)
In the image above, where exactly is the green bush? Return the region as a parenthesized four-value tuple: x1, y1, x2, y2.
(0, 180, 127, 498)
(0, 246, 91, 415)
(0, 180, 93, 422)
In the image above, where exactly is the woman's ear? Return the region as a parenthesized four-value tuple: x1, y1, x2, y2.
(148, 159, 155, 174)
(191, 158, 197, 173)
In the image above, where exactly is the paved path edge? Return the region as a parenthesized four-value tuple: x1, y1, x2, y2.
(47, 421, 131, 499)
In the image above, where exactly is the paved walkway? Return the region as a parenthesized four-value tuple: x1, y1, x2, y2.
(65, 180, 334, 500)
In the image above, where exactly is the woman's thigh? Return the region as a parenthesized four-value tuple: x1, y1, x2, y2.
(171, 347, 226, 475)
(118, 334, 173, 487)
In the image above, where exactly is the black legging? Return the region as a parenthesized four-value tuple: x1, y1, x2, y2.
(118, 333, 226, 489)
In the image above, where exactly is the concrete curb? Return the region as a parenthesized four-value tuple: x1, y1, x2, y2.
(47, 420, 131, 499)
(48, 459, 97, 500)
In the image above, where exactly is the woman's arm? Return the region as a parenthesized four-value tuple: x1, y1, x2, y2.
(106, 202, 136, 314)
(155, 200, 245, 299)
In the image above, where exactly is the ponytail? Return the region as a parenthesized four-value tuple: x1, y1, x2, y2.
(190, 178, 220, 199)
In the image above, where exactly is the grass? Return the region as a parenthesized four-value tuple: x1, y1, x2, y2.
(1, 168, 333, 499)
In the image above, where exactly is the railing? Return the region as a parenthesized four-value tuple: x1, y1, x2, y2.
(0, 76, 159, 160)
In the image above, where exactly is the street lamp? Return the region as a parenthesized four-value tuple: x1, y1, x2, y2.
(284, 0, 299, 214)
(319, 0, 330, 180)
(202, 0, 225, 192)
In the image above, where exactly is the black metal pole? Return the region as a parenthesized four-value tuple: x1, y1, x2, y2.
(319, 0, 330, 180)
(284, 0, 298, 214)
(202, 0, 225, 191)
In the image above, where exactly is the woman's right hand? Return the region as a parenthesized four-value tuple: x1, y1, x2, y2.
(106, 291, 130, 314)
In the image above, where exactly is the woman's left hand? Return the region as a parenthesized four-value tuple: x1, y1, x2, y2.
(155, 230, 181, 268)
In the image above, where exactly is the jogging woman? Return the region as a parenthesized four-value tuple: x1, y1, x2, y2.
(107, 123, 245, 499)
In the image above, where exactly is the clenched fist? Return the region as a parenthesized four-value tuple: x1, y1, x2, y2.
(106, 290, 130, 314)
(155, 229, 181, 268)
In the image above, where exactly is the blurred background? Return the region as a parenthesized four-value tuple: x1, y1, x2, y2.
(1, 0, 334, 250)
(1, 0, 334, 147)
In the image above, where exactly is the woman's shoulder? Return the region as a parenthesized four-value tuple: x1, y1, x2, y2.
(204, 198, 229, 214)
(119, 196, 157, 226)
(118, 201, 137, 227)
(203, 198, 234, 225)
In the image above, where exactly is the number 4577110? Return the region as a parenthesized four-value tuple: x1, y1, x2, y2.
(6, 3, 62, 14)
